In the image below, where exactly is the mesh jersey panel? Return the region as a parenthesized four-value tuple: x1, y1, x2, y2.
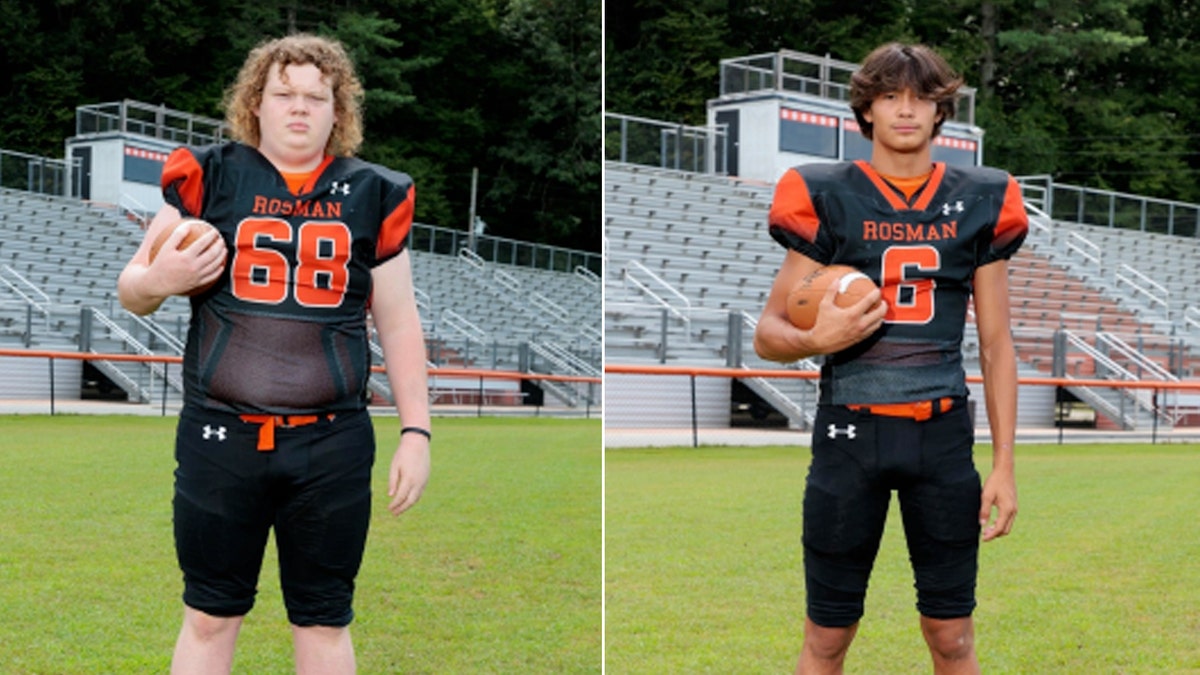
(188, 306, 368, 412)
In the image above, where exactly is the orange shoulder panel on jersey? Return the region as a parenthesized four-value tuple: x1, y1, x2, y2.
(376, 183, 415, 261)
(161, 148, 205, 216)
(994, 176, 1029, 248)
(768, 169, 820, 244)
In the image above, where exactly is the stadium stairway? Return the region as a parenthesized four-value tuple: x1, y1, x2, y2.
(0, 188, 600, 409)
(604, 163, 823, 427)
(604, 162, 1195, 431)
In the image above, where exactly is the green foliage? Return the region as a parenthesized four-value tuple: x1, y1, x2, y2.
(489, 0, 602, 245)
(0, 0, 601, 250)
(606, 0, 1200, 205)
(606, 4, 729, 126)
(325, 11, 423, 116)
(728, 0, 916, 59)
(0, 414, 601, 673)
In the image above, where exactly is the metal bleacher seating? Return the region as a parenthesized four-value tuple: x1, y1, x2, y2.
(605, 161, 1200, 430)
(411, 248, 601, 367)
(0, 188, 600, 408)
(604, 162, 826, 426)
(1046, 219, 1200, 323)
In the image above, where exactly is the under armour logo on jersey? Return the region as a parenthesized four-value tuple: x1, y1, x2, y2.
(941, 200, 964, 216)
(827, 424, 857, 439)
(202, 424, 227, 442)
(330, 181, 351, 196)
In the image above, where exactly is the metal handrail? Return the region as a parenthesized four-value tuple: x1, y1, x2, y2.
(457, 247, 485, 271)
(1065, 231, 1101, 267)
(414, 287, 431, 311)
(410, 222, 600, 276)
(622, 259, 691, 324)
(87, 307, 184, 398)
(529, 292, 569, 323)
(1061, 329, 1139, 428)
(1, 265, 50, 306)
(574, 265, 600, 285)
(1114, 263, 1170, 314)
(124, 311, 185, 354)
(1095, 332, 1178, 382)
(1017, 175, 1200, 238)
(0, 148, 81, 196)
(1185, 306, 1200, 333)
(75, 99, 227, 146)
(737, 310, 818, 428)
(604, 112, 729, 175)
(440, 309, 489, 345)
(0, 265, 51, 330)
(119, 192, 151, 229)
(718, 49, 977, 124)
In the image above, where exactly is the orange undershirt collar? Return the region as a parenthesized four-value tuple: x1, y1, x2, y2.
(877, 168, 935, 201)
(279, 171, 312, 196)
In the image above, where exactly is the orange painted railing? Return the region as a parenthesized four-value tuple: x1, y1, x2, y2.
(0, 348, 601, 384)
(605, 362, 1200, 445)
(0, 348, 601, 416)
(604, 363, 1200, 391)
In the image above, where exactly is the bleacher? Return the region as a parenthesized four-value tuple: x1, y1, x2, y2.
(604, 161, 1199, 431)
(412, 251, 600, 347)
(0, 187, 601, 409)
(1, 194, 140, 302)
(1047, 219, 1200, 324)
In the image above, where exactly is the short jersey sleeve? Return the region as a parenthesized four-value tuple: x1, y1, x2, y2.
(371, 167, 415, 266)
(767, 167, 835, 264)
(977, 174, 1029, 266)
(161, 146, 211, 217)
(376, 176, 415, 265)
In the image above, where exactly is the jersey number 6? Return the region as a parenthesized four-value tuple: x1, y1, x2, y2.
(231, 217, 352, 307)
(881, 245, 939, 324)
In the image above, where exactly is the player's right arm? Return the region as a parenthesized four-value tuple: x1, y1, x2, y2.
(116, 204, 224, 315)
(753, 249, 887, 363)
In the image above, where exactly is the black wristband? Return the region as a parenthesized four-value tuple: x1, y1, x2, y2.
(401, 426, 432, 441)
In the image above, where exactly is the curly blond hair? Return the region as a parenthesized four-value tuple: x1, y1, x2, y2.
(223, 34, 364, 156)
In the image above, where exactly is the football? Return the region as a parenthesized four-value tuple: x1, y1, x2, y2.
(147, 218, 223, 296)
(786, 264, 880, 330)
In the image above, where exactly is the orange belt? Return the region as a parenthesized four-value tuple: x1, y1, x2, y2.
(238, 414, 334, 451)
(846, 397, 955, 422)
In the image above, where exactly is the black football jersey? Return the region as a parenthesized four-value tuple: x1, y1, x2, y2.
(161, 142, 414, 414)
(768, 160, 1028, 405)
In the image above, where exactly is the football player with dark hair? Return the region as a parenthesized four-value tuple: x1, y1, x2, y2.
(754, 42, 1026, 674)
(117, 34, 430, 675)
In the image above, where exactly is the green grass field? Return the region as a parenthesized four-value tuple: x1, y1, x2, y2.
(0, 414, 601, 674)
(606, 442, 1200, 674)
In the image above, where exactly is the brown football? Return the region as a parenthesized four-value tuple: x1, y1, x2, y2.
(786, 264, 880, 330)
(148, 218, 223, 296)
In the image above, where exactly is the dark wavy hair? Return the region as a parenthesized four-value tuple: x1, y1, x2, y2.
(849, 42, 963, 140)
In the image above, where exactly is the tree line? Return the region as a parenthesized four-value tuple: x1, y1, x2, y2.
(6, 1, 1195, 250)
(0, 0, 601, 251)
(607, 0, 1200, 204)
